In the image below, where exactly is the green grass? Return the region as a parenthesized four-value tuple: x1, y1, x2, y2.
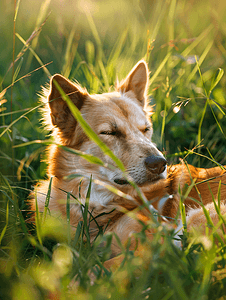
(1, 0, 226, 299)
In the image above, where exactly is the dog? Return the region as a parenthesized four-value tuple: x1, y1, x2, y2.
(30, 60, 226, 267)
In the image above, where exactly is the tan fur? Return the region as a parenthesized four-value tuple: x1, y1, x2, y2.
(30, 60, 226, 268)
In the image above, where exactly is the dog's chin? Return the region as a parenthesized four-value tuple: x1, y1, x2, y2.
(137, 175, 163, 187)
(113, 173, 165, 187)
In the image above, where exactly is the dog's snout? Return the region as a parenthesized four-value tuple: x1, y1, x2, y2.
(144, 155, 167, 174)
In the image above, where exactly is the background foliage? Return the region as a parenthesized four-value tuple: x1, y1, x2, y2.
(0, 0, 226, 299)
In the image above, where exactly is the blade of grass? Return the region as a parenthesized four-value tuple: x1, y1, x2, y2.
(12, 57, 23, 83)
(167, 271, 189, 300)
(198, 100, 208, 145)
(185, 149, 226, 169)
(208, 101, 226, 139)
(149, 0, 169, 42)
(11, 0, 18, 193)
(62, 23, 78, 78)
(217, 180, 221, 208)
(208, 68, 224, 97)
(0, 201, 9, 245)
(107, 28, 129, 66)
(43, 176, 53, 222)
(82, 176, 92, 247)
(16, 33, 51, 77)
(187, 40, 214, 84)
(59, 145, 106, 166)
(0, 105, 42, 138)
(25, 0, 51, 69)
(195, 56, 226, 143)
(207, 181, 226, 229)
(179, 199, 187, 233)
(200, 203, 224, 244)
(14, 0, 21, 22)
(98, 59, 109, 91)
(85, 9, 106, 62)
(67, 192, 71, 244)
(2, 13, 51, 84)
(0, 61, 52, 99)
(13, 139, 107, 167)
(72, 221, 83, 248)
(0, 107, 30, 117)
(35, 191, 42, 246)
(149, 52, 171, 87)
(161, 104, 166, 143)
(168, 0, 176, 46)
(182, 25, 214, 58)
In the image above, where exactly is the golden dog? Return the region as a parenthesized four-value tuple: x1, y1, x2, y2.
(30, 60, 226, 266)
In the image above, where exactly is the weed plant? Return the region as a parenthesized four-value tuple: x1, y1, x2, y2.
(0, 0, 226, 299)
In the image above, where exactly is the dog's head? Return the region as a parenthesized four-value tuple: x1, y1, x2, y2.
(45, 60, 167, 187)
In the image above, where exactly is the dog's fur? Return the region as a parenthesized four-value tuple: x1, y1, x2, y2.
(30, 60, 226, 265)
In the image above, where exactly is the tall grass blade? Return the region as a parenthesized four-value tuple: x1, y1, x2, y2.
(43, 176, 53, 222)
(198, 100, 208, 145)
(12, 57, 23, 83)
(149, 52, 171, 87)
(13, 139, 107, 167)
(98, 59, 109, 91)
(168, 272, 189, 300)
(3, 14, 51, 83)
(179, 200, 187, 233)
(72, 221, 83, 248)
(14, 0, 21, 22)
(208, 102, 226, 139)
(60, 145, 108, 166)
(107, 28, 128, 66)
(85, 9, 106, 62)
(0, 105, 41, 138)
(11, 0, 18, 189)
(217, 180, 221, 208)
(182, 25, 213, 58)
(207, 182, 226, 231)
(16, 33, 51, 77)
(168, 0, 176, 43)
(0, 201, 9, 244)
(66, 192, 71, 244)
(200, 203, 224, 244)
(35, 191, 42, 246)
(62, 24, 78, 78)
(82, 176, 92, 247)
(1, 61, 52, 93)
(25, 0, 51, 69)
(161, 104, 166, 142)
(209, 68, 224, 96)
(187, 40, 213, 84)
(149, 0, 169, 42)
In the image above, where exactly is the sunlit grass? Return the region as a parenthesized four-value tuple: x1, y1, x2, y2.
(0, 0, 226, 299)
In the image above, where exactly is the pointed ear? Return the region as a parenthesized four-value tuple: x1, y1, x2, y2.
(118, 60, 149, 105)
(48, 74, 87, 130)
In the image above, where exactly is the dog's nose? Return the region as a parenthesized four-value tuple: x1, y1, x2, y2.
(144, 155, 167, 174)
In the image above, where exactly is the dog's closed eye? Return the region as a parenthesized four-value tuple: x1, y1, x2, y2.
(100, 131, 118, 136)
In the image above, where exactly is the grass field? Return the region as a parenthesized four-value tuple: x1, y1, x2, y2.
(1, 0, 226, 299)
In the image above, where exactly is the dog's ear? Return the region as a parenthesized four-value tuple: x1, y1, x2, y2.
(48, 74, 87, 129)
(119, 60, 149, 105)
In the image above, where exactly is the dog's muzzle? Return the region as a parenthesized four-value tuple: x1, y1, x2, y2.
(113, 155, 167, 185)
(144, 155, 167, 175)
